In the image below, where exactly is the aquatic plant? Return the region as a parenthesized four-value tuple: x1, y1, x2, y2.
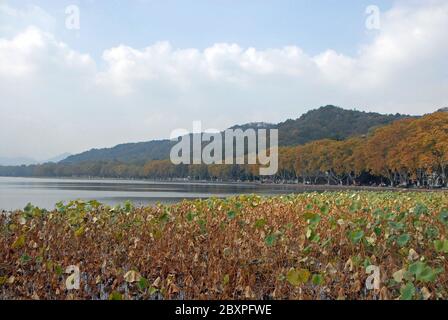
(1, 192, 447, 300)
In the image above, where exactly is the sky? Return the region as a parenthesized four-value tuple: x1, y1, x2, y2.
(0, 0, 447, 160)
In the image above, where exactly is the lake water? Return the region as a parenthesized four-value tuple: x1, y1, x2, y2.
(0, 176, 319, 211)
(0, 177, 403, 211)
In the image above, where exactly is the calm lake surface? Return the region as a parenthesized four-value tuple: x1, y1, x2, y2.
(0, 176, 323, 211)
(0, 176, 407, 211)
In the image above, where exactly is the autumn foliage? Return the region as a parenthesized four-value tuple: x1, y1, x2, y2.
(96, 112, 448, 186)
(1, 112, 446, 187)
(289, 112, 448, 186)
(1, 191, 448, 300)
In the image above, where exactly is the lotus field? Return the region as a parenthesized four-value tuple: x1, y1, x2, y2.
(1, 191, 448, 300)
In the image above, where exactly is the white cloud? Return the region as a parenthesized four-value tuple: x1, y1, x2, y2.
(0, 26, 94, 78)
(0, 1, 448, 159)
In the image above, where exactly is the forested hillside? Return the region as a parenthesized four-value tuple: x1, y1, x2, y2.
(0, 111, 444, 188)
(287, 111, 448, 187)
(277, 105, 409, 146)
(59, 105, 409, 164)
(1, 105, 431, 186)
(61, 140, 176, 165)
(136, 111, 448, 187)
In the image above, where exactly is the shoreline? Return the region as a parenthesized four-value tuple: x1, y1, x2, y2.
(1, 175, 447, 192)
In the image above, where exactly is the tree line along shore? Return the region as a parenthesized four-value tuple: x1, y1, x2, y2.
(0, 112, 447, 188)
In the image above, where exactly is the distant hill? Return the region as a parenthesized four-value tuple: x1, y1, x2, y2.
(230, 122, 277, 131)
(0, 156, 37, 166)
(277, 105, 410, 146)
(60, 105, 411, 165)
(45, 153, 72, 163)
(61, 140, 176, 165)
(0, 153, 72, 166)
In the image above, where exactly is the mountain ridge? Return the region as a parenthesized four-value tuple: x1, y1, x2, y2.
(58, 105, 411, 164)
(0, 153, 72, 166)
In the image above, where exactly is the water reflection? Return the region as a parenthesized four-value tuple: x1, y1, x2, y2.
(0, 177, 282, 210)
